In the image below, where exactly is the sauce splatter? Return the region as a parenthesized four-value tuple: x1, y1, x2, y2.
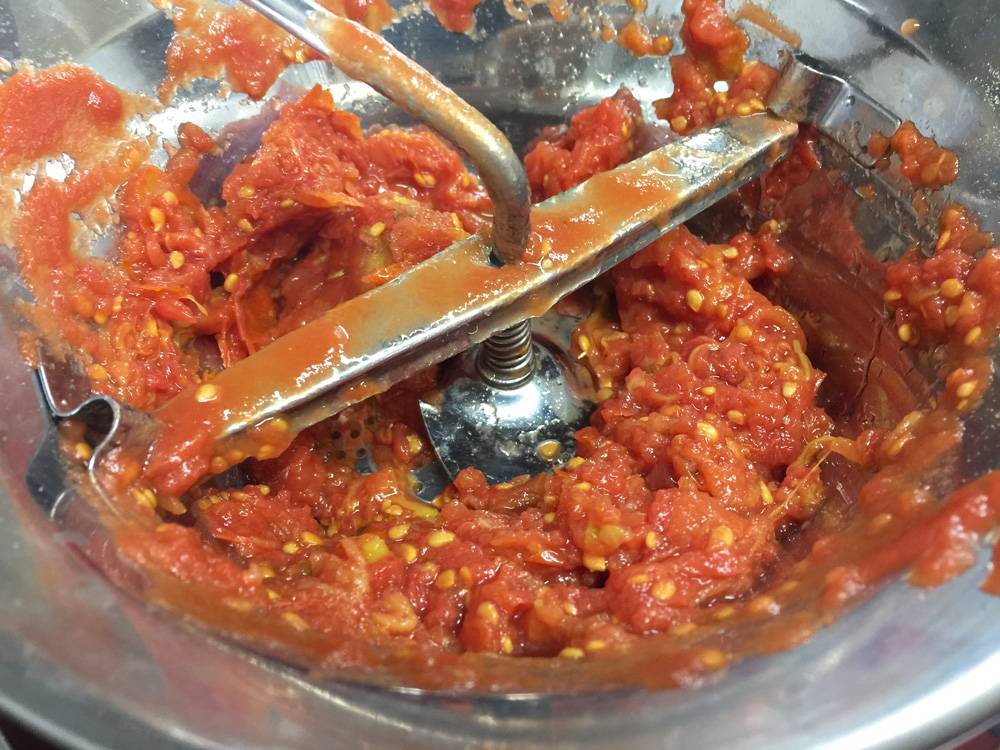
(868, 120, 959, 190)
(616, 19, 674, 58)
(155, 0, 396, 101)
(734, 1, 802, 49)
(901, 17, 920, 37)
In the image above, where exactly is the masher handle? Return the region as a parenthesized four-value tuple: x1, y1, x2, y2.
(241, 0, 531, 265)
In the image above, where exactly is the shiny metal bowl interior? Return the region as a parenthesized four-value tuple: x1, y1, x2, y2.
(3, 0, 1000, 748)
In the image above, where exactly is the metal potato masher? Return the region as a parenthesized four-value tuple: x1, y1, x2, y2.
(26, 0, 908, 514)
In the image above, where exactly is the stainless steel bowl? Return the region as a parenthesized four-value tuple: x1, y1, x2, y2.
(3, 0, 1000, 748)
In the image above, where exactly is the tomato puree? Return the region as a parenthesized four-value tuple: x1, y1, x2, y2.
(6, 0, 1000, 692)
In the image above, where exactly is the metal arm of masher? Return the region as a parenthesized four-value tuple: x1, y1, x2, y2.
(242, 0, 547, 393)
(27, 109, 796, 515)
(142, 42, 899, 493)
(38, 40, 904, 506)
(145, 113, 799, 494)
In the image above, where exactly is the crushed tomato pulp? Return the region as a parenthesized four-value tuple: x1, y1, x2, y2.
(5, 0, 1000, 691)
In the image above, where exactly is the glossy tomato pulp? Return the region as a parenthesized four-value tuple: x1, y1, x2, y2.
(5, 0, 1000, 692)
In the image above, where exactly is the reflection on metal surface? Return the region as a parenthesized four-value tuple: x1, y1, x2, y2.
(25, 346, 157, 519)
(770, 51, 939, 256)
(770, 52, 900, 166)
(421, 324, 596, 485)
(477, 319, 537, 390)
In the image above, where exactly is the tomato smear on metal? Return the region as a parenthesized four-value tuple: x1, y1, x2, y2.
(155, 0, 397, 101)
(4, 0, 1000, 692)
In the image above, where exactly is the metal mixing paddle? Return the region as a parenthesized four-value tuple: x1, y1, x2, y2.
(26, 3, 901, 512)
